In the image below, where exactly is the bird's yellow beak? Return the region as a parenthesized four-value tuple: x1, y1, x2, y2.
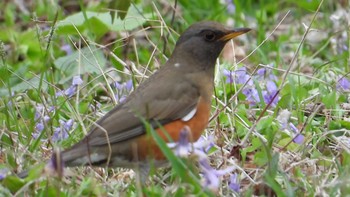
(219, 28, 251, 41)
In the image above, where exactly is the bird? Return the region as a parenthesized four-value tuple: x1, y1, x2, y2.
(45, 21, 250, 181)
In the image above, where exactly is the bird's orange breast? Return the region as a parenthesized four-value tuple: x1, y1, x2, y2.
(134, 98, 211, 161)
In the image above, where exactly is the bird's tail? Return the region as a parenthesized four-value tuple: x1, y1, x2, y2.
(45, 149, 64, 177)
(16, 149, 63, 179)
(17, 141, 110, 179)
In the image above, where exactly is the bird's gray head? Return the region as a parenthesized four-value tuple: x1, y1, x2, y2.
(170, 21, 251, 69)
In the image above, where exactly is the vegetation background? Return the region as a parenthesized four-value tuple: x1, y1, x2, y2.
(0, 0, 349, 196)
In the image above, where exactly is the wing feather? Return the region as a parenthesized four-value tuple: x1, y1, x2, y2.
(85, 70, 199, 146)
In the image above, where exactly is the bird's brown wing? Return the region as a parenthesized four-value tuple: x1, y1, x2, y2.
(84, 71, 200, 146)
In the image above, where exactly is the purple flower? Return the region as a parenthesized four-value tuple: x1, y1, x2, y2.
(60, 44, 72, 55)
(45, 151, 64, 177)
(229, 173, 240, 193)
(55, 91, 63, 97)
(277, 110, 304, 144)
(225, 0, 235, 14)
(52, 119, 74, 142)
(167, 126, 235, 192)
(7, 100, 13, 108)
(168, 126, 213, 159)
(52, 127, 67, 142)
(173, 126, 191, 157)
(115, 95, 127, 103)
(56, 75, 83, 98)
(242, 88, 260, 106)
(72, 76, 83, 86)
(293, 134, 305, 144)
(266, 81, 277, 93)
(223, 69, 234, 83)
(342, 45, 348, 52)
(114, 79, 133, 103)
(200, 159, 221, 191)
(256, 68, 267, 76)
(289, 123, 304, 144)
(262, 91, 279, 106)
(195, 135, 215, 153)
(223, 68, 252, 85)
(225, 65, 281, 108)
(199, 159, 235, 192)
(262, 80, 279, 106)
(43, 115, 50, 122)
(256, 66, 278, 81)
(35, 104, 44, 120)
(0, 168, 9, 180)
(125, 79, 133, 91)
(235, 68, 251, 85)
(7, 92, 15, 108)
(337, 77, 350, 91)
(63, 86, 77, 97)
(289, 122, 298, 133)
(114, 79, 133, 91)
(64, 119, 74, 131)
(35, 122, 45, 133)
(33, 104, 53, 139)
(114, 82, 123, 90)
(276, 109, 291, 129)
(35, 111, 41, 121)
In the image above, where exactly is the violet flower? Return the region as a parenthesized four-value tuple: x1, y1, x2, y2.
(199, 159, 235, 192)
(289, 123, 304, 144)
(225, 0, 236, 14)
(256, 67, 278, 81)
(229, 173, 240, 193)
(168, 126, 213, 160)
(52, 119, 74, 142)
(60, 44, 72, 55)
(242, 88, 260, 106)
(0, 168, 9, 181)
(167, 126, 236, 192)
(223, 66, 280, 107)
(33, 104, 52, 139)
(56, 75, 83, 98)
(223, 68, 252, 85)
(276, 110, 305, 144)
(223, 69, 234, 84)
(293, 134, 305, 144)
(262, 80, 279, 107)
(173, 126, 191, 157)
(337, 77, 350, 91)
(114, 79, 133, 103)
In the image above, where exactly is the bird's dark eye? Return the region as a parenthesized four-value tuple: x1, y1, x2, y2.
(203, 31, 216, 41)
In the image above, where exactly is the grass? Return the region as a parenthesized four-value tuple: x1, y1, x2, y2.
(1, 0, 350, 196)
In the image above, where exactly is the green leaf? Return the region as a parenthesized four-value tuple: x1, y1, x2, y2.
(0, 77, 48, 97)
(246, 137, 262, 152)
(339, 120, 350, 130)
(2, 175, 25, 193)
(110, 0, 132, 21)
(254, 150, 268, 166)
(264, 174, 286, 197)
(25, 163, 45, 182)
(54, 47, 106, 84)
(322, 91, 336, 108)
(264, 153, 287, 197)
(256, 116, 273, 132)
(57, 5, 147, 35)
(266, 153, 279, 177)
